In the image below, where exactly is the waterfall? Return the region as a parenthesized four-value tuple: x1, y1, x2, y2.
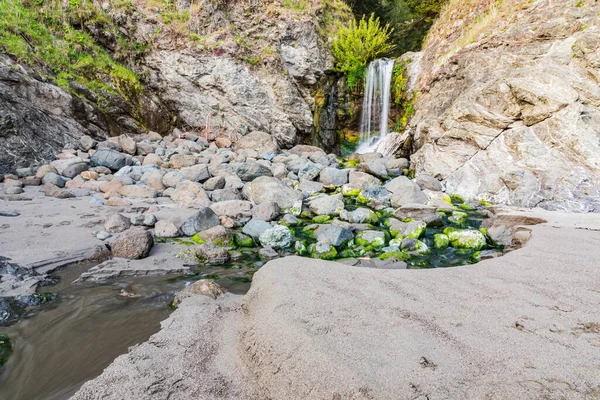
(356, 58, 395, 154)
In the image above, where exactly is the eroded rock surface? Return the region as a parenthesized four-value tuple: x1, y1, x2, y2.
(409, 1, 600, 211)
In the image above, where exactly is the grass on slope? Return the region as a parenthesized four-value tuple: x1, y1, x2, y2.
(0, 0, 143, 102)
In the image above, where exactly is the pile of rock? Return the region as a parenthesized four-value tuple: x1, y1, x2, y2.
(1, 128, 497, 266)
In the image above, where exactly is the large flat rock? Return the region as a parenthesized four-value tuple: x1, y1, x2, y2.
(73, 210, 600, 399)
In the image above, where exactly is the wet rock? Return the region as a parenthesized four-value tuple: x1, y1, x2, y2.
(252, 202, 280, 222)
(194, 244, 229, 265)
(393, 204, 443, 227)
(433, 234, 449, 249)
(259, 247, 279, 259)
(310, 241, 337, 260)
(340, 208, 379, 224)
(173, 280, 225, 304)
(319, 168, 349, 187)
(91, 149, 129, 172)
(111, 229, 154, 259)
(259, 225, 292, 249)
(316, 225, 354, 247)
(193, 225, 233, 247)
(444, 228, 486, 250)
(358, 186, 391, 208)
(104, 213, 131, 233)
(180, 207, 220, 236)
(355, 230, 386, 248)
(308, 194, 344, 216)
(242, 176, 303, 210)
(385, 158, 409, 175)
(387, 219, 426, 239)
(43, 183, 74, 198)
(242, 218, 272, 240)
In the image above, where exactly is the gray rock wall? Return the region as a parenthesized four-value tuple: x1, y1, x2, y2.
(409, 1, 600, 212)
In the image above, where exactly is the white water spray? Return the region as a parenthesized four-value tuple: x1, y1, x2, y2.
(356, 58, 395, 154)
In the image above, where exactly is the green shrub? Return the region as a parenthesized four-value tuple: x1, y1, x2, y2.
(331, 13, 394, 90)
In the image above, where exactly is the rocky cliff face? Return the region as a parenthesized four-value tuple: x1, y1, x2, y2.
(408, 0, 600, 212)
(0, 0, 351, 172)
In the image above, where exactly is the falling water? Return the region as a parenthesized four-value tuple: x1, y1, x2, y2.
(356, 58, 395, 154)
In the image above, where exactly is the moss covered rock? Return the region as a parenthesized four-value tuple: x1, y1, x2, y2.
(444, 228, 486, 250)
(310, 242, 338, 260)
(0, 333, 11, 367)
(433, 233, 449, 249)
(233, 232, 255, 248)
(355, 230, 386, 248)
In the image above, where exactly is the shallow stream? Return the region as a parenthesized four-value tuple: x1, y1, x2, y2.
(0, 261, 254, 400)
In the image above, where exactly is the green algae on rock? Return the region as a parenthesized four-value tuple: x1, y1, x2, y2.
(0, 332, 11, 367)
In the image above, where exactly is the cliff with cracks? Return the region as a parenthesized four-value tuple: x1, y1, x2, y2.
(407, 0, 600, 212)
(0, 0, 352, 173)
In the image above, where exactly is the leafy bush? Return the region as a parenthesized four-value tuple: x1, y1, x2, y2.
(347, 0, 448, 54)
(331, 13, 394, 90)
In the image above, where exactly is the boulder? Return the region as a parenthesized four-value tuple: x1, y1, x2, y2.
(297, 162, 323, 181)
(339, 208, 379, 224)
(35, 164, 58, 179)
(235, 162, 273, 182)
(162, 171, 187, 188)
(111, 229, 154, 259)
(393, 205, 442, 227)
(385, 176, 428, 207)
(119, 136, 137, 155)
(118, 185, 157, 199)
(308, 194, 344, 216)
(444, 228, 486, 250)
(91, 149, 129, 172)
(173, 280, 225, 304)
(355, 230, 386, 248)
(203, 176, 226, 191)
(348, 171, 381, 189)
(259, 225, 292, 249)
(316, 225, 354, 247)
(194, 244, 230, 265)
(104, 214, 131, 233)
(210, 188, 242, 202)
(42, 173, 67, 188)
(242, 177, 303, 210)
(242, 219, 272, 240)
(357, 186, 391, 207)
(319, 168, 349, 187)
(193, 225, 233, 247)
(179, 208, 221, 236)
(154, 220, 180, 238)
(387, 219, 426, 239)
(233, 131, 279, 154)
(180, 164, 210, 183)
(211, 200, 253, 218)
(169, 154, 197, 169)
(298, 180, 324, 196)
(252, 202, 280, 222)
(79, 135, 97, 151)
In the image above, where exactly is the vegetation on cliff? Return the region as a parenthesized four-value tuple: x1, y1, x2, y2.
(0, 0, 144, 102)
